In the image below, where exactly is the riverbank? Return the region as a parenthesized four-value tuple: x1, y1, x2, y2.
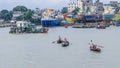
(0, 21, 116, 28)
(0, 23, 11, 27)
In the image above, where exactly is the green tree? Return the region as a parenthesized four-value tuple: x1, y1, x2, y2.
(30, 17, 41, 25)
(13, 6, 28, 12)
(1, 10, 9, 14)
(16, 15, 24, 21)
(72, 7, 80, 15)
(15, 9, 33, 21)
(0, 9, 13, 21)
(61, 7, 68, 14)
(22, 9, 33, 21)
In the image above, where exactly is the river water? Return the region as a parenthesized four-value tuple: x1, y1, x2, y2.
(0, 26, 120, 68)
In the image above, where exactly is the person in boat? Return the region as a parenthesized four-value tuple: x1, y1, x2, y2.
(57, 36, 63, 43)
(89, 40, 93, 45)
(61, 38, 69, 47)
(63, 38, 69, 45)
(89, 40, 97, 49)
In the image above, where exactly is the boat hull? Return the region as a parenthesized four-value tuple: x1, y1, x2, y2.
(62, 41, 69, 47)
(90, 46, 101, 52)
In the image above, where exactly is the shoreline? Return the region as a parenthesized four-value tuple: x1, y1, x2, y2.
(0, 21, 115, 28)
(0, 23, 12, 27)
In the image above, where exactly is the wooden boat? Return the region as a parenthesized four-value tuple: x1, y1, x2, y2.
(96, 25, 106, 29)
(9, 27, 49, 34)
(72, 25, 84, 28)
(90, 46, 101, 52)
(39, 27, 49, 33)
(62, 41, 69, 47)
(57, 40, 63, 44)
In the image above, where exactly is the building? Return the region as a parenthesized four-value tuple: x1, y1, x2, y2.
(110, 1, 118, 6)
(94, 1, 104, 14)
(82, 0, 93, 6)
(13, 11, 23, 18)
(103, 1, 120, 14)
(68, 0, 94, 15)
(82, 0, 94, 14)
(68, 0, 83, 13)
(16, 21, 30, 27)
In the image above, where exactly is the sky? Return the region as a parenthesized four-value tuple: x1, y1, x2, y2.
(0, 0, 118, 11)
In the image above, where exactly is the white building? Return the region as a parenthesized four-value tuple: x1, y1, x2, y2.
(82, 0, 93, 6)
(68, 0, 94, 15)
(82, 0, 94, 14)
(16, 21, 30, 27)
(13, 11, 23, 18)
(68, 0, 83, 13)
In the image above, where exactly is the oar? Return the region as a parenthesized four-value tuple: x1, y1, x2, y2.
(98, 45, 104, 48)
(88, 43, 104, 48)
(52, 41, 56, 43)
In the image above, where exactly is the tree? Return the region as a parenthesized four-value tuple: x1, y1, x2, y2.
(13, 6, 28, 12)
(15, 9, 33, 21)
(22, 9, 33, 21)
(16, 15, 24, 21)
(61, 7, 68, 14)
(0, 9, 13, 21)
(30, 17, 41, 25)
(72, 7, 80, 15)
(1, 10, 9, 14)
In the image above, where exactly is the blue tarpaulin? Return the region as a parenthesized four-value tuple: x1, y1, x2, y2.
(103, 14, 114, 19)
(41, 19, 60, 27)
(85, 15, 95, 22)
(115, 20, 120, 26)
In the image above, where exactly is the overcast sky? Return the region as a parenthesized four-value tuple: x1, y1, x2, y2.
(0, 0, 118, 11)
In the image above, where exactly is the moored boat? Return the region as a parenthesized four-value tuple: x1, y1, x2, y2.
(96, 25, 106, 29)
(72, 24, 84, 28)
(38, 27, 49, 33)
(90, 46, 101, 52)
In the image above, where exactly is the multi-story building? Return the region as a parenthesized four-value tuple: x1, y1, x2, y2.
(103, 1, 120, 14)
(68, 0, 94, 15)
(68, 0, 83, 13)
(94, 1, 104, 14)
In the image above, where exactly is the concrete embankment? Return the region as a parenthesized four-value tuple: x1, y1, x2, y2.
(0, 23, 12, 27)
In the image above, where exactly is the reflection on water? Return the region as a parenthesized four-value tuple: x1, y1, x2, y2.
(0, 26, 120, 68)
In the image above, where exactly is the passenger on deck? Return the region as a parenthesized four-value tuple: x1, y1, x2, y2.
(89, 40, 97, 49)
(64, 38, 67, 42)
(57, 36, 63, 43)
(64, 38, 69, 44)
(58, 36, 62, 40)
(89, 40, 93, 45)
